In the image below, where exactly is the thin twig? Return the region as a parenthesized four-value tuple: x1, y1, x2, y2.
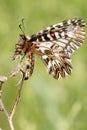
(0, 87, 9, 120)
(10, 73, 24, 120)
(0, 80, 14, 130)
(0, 74, 24, 130)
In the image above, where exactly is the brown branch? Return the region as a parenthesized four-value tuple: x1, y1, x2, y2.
(0, 76, 14, 130)
(0, 74, 24, 130)
(0, 86, 9, 120)
(10, 73, 24, 119)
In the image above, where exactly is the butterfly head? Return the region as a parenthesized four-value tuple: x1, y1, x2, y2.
(19, 33, 31, 46)
(19, 34, 27, 45)
(20, 34, 26, 40)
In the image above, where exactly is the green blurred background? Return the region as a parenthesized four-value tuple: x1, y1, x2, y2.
(0, 0, 87, 130)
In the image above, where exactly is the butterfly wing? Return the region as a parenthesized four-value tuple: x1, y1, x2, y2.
(30, 18, 85, 55)
(32, 41, 72, 79)
(29, 18, 85, 79)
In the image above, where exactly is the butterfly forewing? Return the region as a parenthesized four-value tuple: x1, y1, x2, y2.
(30, 18, 85, 55)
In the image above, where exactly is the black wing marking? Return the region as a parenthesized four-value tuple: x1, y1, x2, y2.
(29, 18, 85, 79)
(30, 18, 85, 56)
(33, 42, 72, 79)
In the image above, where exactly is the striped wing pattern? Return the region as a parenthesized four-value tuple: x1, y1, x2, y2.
(29, 18, 85, 79)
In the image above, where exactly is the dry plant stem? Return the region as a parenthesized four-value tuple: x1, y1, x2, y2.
(0, 74, 24, 130)
(10, 74, 24, 119)
(0, 83, 14, 130)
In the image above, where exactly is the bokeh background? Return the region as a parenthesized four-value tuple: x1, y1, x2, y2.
(0, 0, 87, 130)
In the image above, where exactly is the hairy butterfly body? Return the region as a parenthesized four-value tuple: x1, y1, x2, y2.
(13, 18, 85, 79)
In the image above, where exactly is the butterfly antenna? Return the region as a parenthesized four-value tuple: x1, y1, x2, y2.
(19, 18, 25, 34)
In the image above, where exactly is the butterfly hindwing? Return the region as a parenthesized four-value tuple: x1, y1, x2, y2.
(33, 42, 72, 79)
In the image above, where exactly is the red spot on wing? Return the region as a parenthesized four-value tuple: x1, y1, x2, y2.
(50, 32, 55, 37)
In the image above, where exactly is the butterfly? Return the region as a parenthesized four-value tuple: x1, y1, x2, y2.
(12, 18, 85, 80)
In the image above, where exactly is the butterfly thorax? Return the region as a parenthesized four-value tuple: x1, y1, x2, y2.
(19, 34, 34, 54)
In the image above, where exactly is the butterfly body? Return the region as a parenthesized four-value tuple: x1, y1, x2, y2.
(13, 18, 85, 79)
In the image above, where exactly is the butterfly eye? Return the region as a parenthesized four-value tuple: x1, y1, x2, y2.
(20, 34, 26, 40)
